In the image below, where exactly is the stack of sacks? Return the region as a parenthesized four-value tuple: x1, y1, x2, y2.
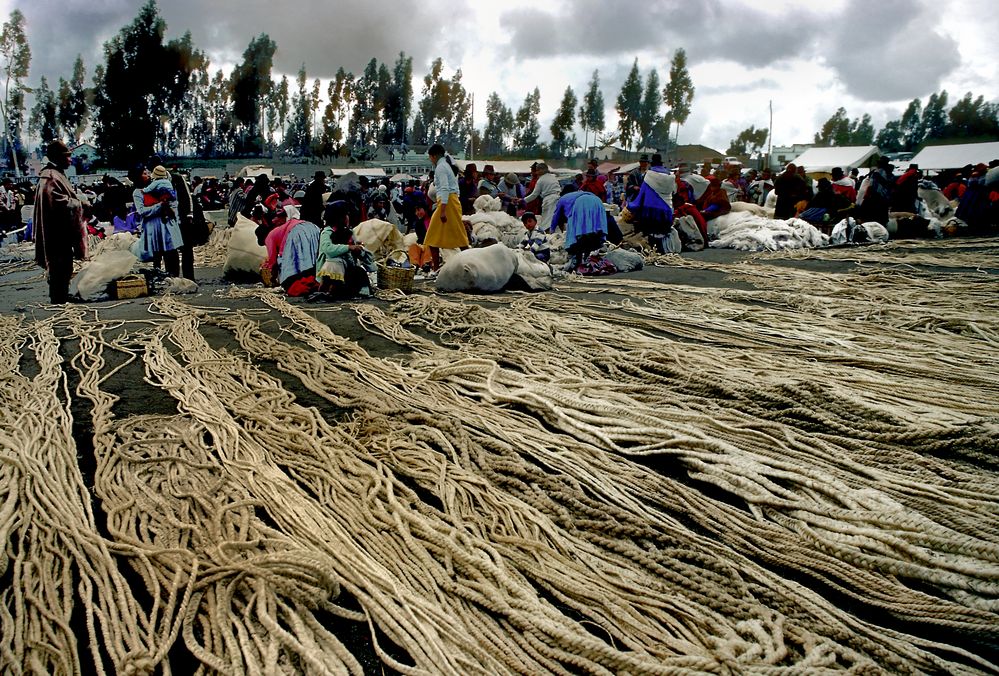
(353, 218, 405, 257)
(223, 213, 267, 277)
(709, 212, 829, 251)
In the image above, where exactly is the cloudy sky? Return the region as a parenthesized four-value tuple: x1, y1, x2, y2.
(4, 0, 998, 154)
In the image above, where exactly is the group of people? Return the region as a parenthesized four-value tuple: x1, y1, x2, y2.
(28, 135, 999, 304)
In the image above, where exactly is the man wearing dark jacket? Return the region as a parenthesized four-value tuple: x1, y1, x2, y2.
(300, 170, 326, 224)
(34, 140, 84, 303)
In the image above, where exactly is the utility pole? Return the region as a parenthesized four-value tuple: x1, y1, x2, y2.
(469, 92, 475, 161)
(767, 100, 773, 172)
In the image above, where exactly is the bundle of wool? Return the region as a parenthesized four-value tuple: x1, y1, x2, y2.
(473, 194, 502, 212)
(464, 210, 524, 248)
(709, 214, 829, 251)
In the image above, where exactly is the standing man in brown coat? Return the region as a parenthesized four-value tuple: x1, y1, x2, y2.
(33, 140, 85, 304)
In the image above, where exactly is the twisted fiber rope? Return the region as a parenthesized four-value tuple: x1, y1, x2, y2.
(4, 234, 996, 673)
(197, 302, 804, 672)
(211, 294, 992, 672)
(0, 313, 188, 676)
(193, 294, 892, 672)
(340, 290, 996, 660)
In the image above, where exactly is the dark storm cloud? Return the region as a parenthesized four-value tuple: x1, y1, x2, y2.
(14, 0, 472, 84)
(821, 0, 960, 101)
(499, 0, 822, 68)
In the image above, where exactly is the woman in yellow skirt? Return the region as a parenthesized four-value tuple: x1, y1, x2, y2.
(424, 143, 469, 271)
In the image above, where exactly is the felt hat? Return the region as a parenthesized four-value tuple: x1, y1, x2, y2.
(47, 140, 71, 158)
(639, 154, 650, 163)
(505, 172, 519, 185)
(482, 164, 495, 174)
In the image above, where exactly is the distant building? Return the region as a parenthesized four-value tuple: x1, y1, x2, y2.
(70, 142, 100, 162)
(770, 144, 813, 170)
(589, 145, 658, 161)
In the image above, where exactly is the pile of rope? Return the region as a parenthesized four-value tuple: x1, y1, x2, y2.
(1, 237, 996, 673)
(193, 225, 233, 268)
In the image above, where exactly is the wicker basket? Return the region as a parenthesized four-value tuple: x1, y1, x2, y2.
(112, 275, 148, 300)
(377, 250, 416, 293)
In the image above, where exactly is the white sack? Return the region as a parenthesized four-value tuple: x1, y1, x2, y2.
(353, 218, 405, 256)
(435, 243, 518, 293)
(223, 213, 267, 276)
(70, 250, 137, 300)
(603, 247, 644, 273)
(917, 183, 955, 220)
(162, 277, 199, 294)
(855, 222, 889, 243)
(509, 249, 554, 291)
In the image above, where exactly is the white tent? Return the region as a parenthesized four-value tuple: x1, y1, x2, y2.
(909, 141, 999, 170)
(792, 146, 880, 175)
(453, 159, 560, 175)
(328, 167, 387, 178)
(236, 164, 275, 180)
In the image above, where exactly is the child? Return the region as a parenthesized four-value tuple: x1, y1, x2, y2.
(519, 211, 550, 262)
(142, 166, 177, 207)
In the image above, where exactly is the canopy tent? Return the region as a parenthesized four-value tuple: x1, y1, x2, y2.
(236, 165, 275, 180)
(390, 173, 415, 182)
(792, 146, 880, 176)
(328, 167, 388, 178)
(909, 142, 999, 170)
(453, 159, 560, 176)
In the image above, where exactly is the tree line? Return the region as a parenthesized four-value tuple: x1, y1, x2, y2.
(725, 92, 999, 159)
(0, 2, 699, 171)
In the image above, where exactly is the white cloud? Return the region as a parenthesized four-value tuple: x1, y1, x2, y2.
(6, 0, 997, 155)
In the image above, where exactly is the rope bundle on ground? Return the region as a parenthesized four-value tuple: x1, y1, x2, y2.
(0, 236, 996, 673)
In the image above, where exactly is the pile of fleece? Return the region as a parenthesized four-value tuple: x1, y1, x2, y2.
(708, 212, 829, 251)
